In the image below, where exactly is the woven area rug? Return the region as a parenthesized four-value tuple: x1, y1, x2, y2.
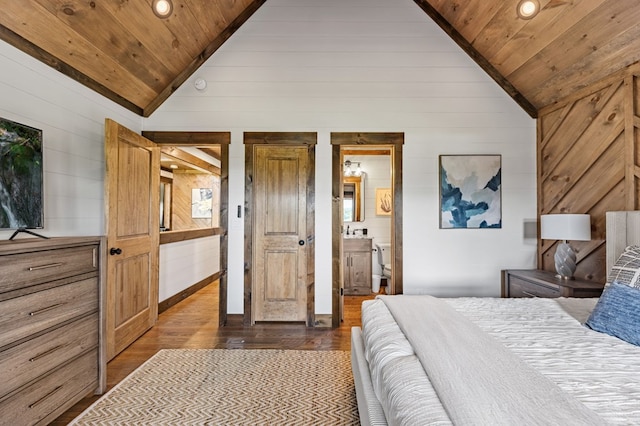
(71, 349, 359, 425)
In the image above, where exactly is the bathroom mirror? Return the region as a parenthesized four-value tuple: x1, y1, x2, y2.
(343, 174, 365, 222)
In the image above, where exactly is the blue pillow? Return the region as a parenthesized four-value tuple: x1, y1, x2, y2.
(585, 282, 640, 346)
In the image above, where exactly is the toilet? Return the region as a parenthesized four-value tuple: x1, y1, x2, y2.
(375, 243, 392, 291)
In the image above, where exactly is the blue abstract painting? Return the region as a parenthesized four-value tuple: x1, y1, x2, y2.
(439, 155, 501, 229)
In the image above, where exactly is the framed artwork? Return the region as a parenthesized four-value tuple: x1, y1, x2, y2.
(439, 155, 501, 229)
(191, 188, 213, 218)
(376, 188, 392, 216)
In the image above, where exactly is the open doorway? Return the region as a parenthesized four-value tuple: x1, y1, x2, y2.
(159, 146, 221, 233)
(142, 131, 230, 326)
(330, 133, 403, 327)
(342, 148, 391, 295)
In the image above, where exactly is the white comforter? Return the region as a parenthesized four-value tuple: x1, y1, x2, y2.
(361, 296, 640, 425)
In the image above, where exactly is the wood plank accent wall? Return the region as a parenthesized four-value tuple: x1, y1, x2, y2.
(537, 62, 640, 283)
(171, 173, 217, 230)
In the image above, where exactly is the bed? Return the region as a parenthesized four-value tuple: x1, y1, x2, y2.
(351, 211, 640, 425)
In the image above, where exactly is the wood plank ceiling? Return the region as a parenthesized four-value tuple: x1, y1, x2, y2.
(415, 0, 640, 117)
(0, 1, 638, 118)
(0, 0, 265, 117)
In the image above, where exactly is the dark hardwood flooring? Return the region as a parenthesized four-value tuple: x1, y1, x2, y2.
(52, 281, 377, 424)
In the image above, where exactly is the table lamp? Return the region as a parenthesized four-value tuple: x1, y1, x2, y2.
(540, 214, 591, 279)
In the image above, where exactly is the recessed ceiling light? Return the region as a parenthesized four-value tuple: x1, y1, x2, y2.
(517, 0, 540, 20)
(152, 0, 173, 19)
(170, 164, 178, 169)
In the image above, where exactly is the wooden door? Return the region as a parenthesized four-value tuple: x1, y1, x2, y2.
(253, 145, 308, 322)
(105, 119, 160, 360)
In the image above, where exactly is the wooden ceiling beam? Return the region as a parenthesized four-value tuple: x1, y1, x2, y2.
(412, 0, 538, 119)
(0, 24, 143, 116)
(161, 147, 221, 175)
(198, 147, 222, 161)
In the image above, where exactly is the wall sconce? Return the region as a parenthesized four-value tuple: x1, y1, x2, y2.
(516, 0, 540, 20)
(344, 160, 362, 177)
(540, 214, 591, 279)
(152, 0, 173, 19)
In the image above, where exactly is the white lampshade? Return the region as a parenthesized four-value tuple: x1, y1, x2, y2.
(540, 214, 591, 241)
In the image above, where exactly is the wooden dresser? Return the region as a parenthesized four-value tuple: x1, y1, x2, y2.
(0, 237, 104, 425)
(502, 269, 604, 298)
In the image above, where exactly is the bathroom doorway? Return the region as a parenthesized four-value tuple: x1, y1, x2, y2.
(330, 133, 403, 327)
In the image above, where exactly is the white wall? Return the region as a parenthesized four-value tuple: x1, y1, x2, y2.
(0, 40, 217, 304)
(159, 236, 219, 302)
(0, 0, 537, 313)
(0, 40, 141, 239)
(143, 0, 537, 310)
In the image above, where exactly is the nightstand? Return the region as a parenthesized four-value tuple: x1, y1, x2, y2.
(501, 269, 604, 298)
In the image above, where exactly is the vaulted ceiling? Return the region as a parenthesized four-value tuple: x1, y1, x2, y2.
(1, 0, 638, 118)
(415, 0, 640, 117)
(0, 0, 265, 117)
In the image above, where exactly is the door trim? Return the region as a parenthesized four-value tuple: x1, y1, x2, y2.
(244, 132, 317, 326)
(331, 133, 404, 328)
(142, 131, 230, 326)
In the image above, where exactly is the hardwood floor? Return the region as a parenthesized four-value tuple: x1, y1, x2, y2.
(52, 281, 376, 424)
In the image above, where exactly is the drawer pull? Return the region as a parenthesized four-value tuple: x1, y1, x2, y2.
(28, 262, 63, 271)
(29, 303, 65, 316)
(29, 385, 63, 409)
(29, 344, 66, 362)
(522, 290, 538, 297)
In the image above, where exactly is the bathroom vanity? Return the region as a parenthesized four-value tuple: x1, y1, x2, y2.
(343, 238, 372, 295)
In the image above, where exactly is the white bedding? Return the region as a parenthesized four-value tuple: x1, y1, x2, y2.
(361, 296, 640, 425)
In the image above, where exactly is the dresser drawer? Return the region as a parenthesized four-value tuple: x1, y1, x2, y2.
(0, 349, 98, 426)
(0, 245, 97, 295)
(0, 315, 98, 398)
(509, 276, 560, 298)
(0, 278, 98, 348)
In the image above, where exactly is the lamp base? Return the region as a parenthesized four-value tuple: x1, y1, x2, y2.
(555, 274, 575, 281)
(554, 242, 576, 280)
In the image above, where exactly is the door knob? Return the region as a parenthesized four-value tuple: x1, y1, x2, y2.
(110, 247, 122, 255)
(298, 240, 305, 246)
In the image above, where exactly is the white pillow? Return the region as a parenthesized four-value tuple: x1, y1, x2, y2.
(607, 245, 640, 288)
